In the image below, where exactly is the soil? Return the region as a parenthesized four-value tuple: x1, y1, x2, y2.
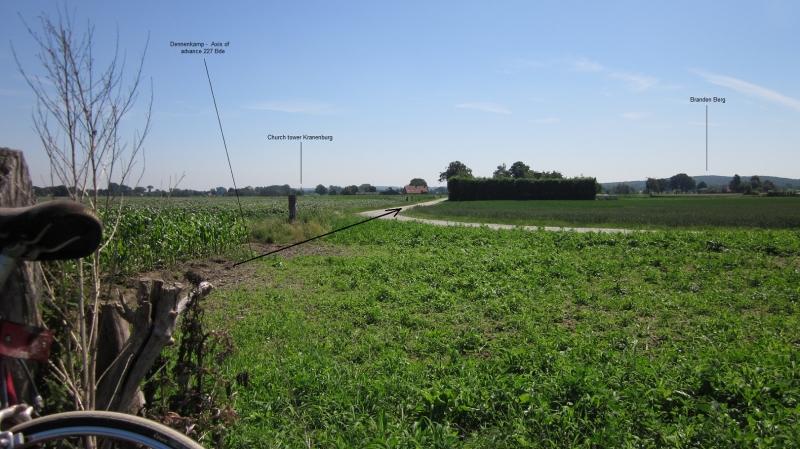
(114, 242, 347, 298)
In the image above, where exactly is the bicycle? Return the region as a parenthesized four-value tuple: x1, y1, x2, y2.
(0, 200, 205, 448)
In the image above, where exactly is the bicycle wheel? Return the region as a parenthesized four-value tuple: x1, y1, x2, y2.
(8, 411, 205, 449)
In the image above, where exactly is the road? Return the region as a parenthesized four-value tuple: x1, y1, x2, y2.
(359, 197, 642, 234)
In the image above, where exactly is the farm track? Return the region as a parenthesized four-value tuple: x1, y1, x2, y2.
(360, 198, 644, 233)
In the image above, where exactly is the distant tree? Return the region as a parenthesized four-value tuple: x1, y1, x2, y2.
(439, 161, 473, 181)
(134, 186, 146, 195)
(359, 183, 377, 193)
(696, 181, 708, 190)
(509, 161, 531, 179)
(657, 178, 670, 193)
(381, 187, 400, 195)
(493, 163, 511, 179)
(534, 170, 563, 179)
(750, 176, 762, 192)
(51, 185, 70, 196)
(729, 174, 742, 193)
(214, 186, 226, 196)
(409, 178, 428, 187)
(315, 184, 328, 195)
(147, 185, 154, 193)
(762, 180, 776, 192)
(328, 185, 341, 195)
(611, 182, 636, 195)
(612, 183, 634, 194)
(645, 178, 662, 193)
(595, 182, 603, 194)
(669, 173, 696, 192)
(342, 185, 359, 195)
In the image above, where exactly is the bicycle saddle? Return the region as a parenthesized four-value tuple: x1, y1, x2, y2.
(0, 200, 102, 261)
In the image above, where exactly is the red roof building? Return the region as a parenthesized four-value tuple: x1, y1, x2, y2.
(403, 185, 428, 194)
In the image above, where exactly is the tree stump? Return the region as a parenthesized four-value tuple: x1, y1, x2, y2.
(0, 148, 43, 404)
(96, 279, 213, 413)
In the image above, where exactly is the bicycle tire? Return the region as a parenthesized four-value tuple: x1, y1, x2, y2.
(8, 410, 206, 449)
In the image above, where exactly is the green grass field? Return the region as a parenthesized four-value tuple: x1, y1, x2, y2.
(206, 220, 800, 448)
(405, 196, 800, 229)
(55, 193, 798, 447)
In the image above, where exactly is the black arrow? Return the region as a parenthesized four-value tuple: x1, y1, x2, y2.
(233, 208, 402, 267)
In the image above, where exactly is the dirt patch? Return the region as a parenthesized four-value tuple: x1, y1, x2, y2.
(247, 241, 350, 260)
(115, 242, 347, 295)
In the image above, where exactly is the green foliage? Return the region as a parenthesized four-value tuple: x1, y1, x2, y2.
(209, 222, 800, 447)
(99, 204, 247, 275)
(448, 177, 597, 201)
(410, 178, 428, 187)
(508, 161, 530, 179)
(669, 173, 696, 192)
(439, 161, 473, 182)
(408, 196, 800, 229)
(492, 163, 511, 179)
(730, 174, 743, 193)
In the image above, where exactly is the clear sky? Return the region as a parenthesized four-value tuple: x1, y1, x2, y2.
(1, 0, 798, 189)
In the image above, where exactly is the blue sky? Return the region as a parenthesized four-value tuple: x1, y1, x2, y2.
(1, 0, 798, 189)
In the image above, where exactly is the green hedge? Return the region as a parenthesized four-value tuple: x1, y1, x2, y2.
(448, 177, 597, 201)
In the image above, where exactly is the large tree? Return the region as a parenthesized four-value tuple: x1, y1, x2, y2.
(409, 178, 428, 187)
(315, 184, 328, 195)
(669, 173, 696, 192)
(509, 161, 531, 179)
(438, 161, 473, 181)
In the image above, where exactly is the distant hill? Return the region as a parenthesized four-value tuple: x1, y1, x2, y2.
(602, 175, 800, 191)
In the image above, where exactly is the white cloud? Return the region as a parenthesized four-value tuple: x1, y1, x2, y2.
(455, 102, 511, 114)
(570, 57, 604, 72)
(245, 100, 334, 114)
(621, 112, 648, 120)
(609, 72, 658, 92)
(530, 117, 560, 124)
(568, 58, 658, 92)
(693, 70, 800, 112)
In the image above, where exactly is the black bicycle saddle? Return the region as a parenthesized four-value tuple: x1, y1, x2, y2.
(0, 200, 102, 261)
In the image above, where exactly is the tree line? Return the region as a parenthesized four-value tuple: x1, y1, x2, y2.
(438, 160, 564, 181)
(34, 183, 301, 197)
(622, 174, 785, 194)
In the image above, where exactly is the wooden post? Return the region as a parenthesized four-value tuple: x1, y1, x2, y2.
(0, 148, 43, 404)
(288, 194, 297, 223)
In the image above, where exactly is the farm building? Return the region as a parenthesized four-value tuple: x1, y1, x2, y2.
(403, 185, 428, 194)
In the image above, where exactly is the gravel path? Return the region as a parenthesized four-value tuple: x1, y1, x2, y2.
(359, 198, 643, 234)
